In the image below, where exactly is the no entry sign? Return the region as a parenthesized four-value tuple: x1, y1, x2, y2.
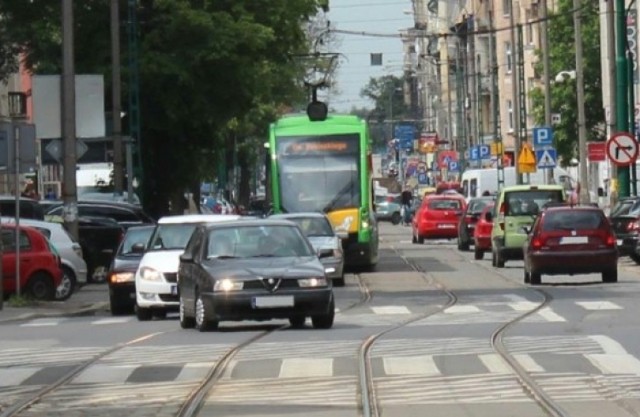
(606, 132, 638, 166)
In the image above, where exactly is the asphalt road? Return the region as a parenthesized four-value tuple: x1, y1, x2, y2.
(2, 222, 640, 417)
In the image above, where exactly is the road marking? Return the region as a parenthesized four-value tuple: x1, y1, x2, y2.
(279, 358, 333, 378)
(0, 367, 40, 386)
(371, 306, 411, 315)
(20, 318, 62, 327)
(586, 354, 640, 374)
(575, 301, 623, 310)
(478, 354, 512, 374)
(176, 362, 215, 381)
(383, 355, 440, 375)
(536, 307, 566, 322)
(71, 364, 138, 384)
(508, 301, 539, 311)
(444, 305, 481, 313)
(92, 317, 132, 325)
(513, 354, 545, 372)
(589, 335, 629, 354)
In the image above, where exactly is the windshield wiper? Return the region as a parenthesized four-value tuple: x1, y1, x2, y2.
(323, 181, 356, 213)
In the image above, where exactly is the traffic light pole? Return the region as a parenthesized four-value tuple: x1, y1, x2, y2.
(616, 0, 630, 197)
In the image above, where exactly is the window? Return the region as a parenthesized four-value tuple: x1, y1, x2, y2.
(1, 229, 32, 252)
(505, 42, 512, 73)
(502, 0, 511, 15)
(542, 211, 605, 232)
(507, 100, 514, 131)
(462, 180, 469, 198)
(470, 179, 478, 198)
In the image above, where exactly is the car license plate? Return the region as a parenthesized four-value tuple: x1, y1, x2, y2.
(617, 239, 623, 246)
(253, 296, 294, 308)
(560, 236, 588, 245)
(438, 224, 455, 229)
(170, 285, 178, 295)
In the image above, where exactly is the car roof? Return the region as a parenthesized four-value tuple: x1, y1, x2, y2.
(544, 205, 603, 213)
(501, 184, 565, 192)
(425, 194, 465, 200)
(270, 212, 327, 219)
(0, 217, 63, 230)
(157, 214, 242, 224)
(203, 218, 297, 229)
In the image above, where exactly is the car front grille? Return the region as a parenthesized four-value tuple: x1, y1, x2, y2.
(158, 294, 179, 302)
(243, 278, 299, 290)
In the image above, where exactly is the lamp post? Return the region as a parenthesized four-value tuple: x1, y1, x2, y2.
(555, 69, 589, 204)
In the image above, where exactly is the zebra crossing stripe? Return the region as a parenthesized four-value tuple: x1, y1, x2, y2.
(576, 301, 623, 310)
(92, 317, 132, 325)
(383, 355, 440, 376)
(0, 367, 40, 386)
(279, 358, 333, 378)
(20, 318, 62, 327)
(585, 354, 640, 375)
(478, 354, 512, 374)
(512, 354, 545, 373)
(371, 306, 411, 315)
(175, 362, 215, 382)
(72, 364, 138, 384)
(444, 305, 481, 313)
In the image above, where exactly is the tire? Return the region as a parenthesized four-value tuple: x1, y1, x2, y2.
(136, 305, 153, 321)
(458, 238, 470, 251)
(530, 270, 542, 285)
(55, 266, 77, 301)
(630, 253, 640, 265)
(179, 295, 196, 328)
(474, 248, 483, 260)
(391, 212, 401, 225)
(195, 291, 218, 331)
(495, 251, 505, 268)
(417, 235, 425, 244)
(491, 250, 496, 267)
(289, 316, 306, 328)
(27, 272, 56, 301)
(312, 298, 335, 329)
(602, 269, 618, 283)
(333, 276, 345, 287)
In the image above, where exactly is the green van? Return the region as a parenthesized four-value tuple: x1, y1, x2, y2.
(490, 184, 566, 267)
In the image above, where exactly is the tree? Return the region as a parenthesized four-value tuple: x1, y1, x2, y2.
(529, 0, 603, 166)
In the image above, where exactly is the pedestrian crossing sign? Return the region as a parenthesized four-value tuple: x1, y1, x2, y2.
(535, 148, 557, 168)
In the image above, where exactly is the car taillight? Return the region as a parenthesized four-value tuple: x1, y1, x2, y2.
(605, 233, 616, 247)
(498, 203, 505, 230)
(627, 221, 640, 232)
(531, 236, 543, 250)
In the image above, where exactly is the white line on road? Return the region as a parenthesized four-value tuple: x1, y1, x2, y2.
(585, 354, 640, 375)
(372, 306, 411, 315)
(71, 364, 138, 384)
(508, 301, 539, 311)
(279, 358, 333, 378)
(478, 354, 512, 374)
(589, 335, 629, 355)
(536, 307, 566, 322)
(0, 367, 41, 386)
(444, 305, 481, 314)
(176, 362, 216, 381)
(512, 354, 545, 372)
(92, 317, 132, 325)
(383, 355, 441, 375)
(575, 301, 623, 310)
(20, 318, 62, 327)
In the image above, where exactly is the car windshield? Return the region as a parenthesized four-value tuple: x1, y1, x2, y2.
(120, 227, 154, 254)
(428, 199, 462, 210)
(619, 199, 640, 217)
(505, 190, 564, 216)
(288, 217, 334, 237)
(542, 210, 605, 231)
(206, 225, 314, 259)
(149, 224, 198, 250)
(468, 199, 491, 214)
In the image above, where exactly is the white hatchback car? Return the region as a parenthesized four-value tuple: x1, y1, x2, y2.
(135, 214, 242, 320)
(1, 217, 88, 300)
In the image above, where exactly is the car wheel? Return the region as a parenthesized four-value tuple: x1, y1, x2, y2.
(136, 305, 153, 321)
(391, 212, 401, 225)
(474, 248, 483, 260)
(55, 266, 76, 301)
(458, 238, 470, 251)
(630, 253, 640, 265)
(27, 272, 56, 301)
(491, 250, 496, 266)
(312, 297, 335, 329)
(333, 276, 345, 287)
(179, 295, 196, 328)
(195, 291, 218, 331)
(495, 251, 505, 268)
(530, 270, 541, 285)
(110, 294, 132, 316)
(289, 316, 306, 328)
(417, 235, 425, 244)
(602, 269, 618, 283)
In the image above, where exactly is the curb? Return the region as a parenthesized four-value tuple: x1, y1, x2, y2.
(0, 302, 109, 324)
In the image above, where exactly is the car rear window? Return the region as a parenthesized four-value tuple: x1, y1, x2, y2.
(468, 199, 490, 213)
(505, 190, 564, 216)
(428, 199, 462, 210)
(542, 210, 605, 231)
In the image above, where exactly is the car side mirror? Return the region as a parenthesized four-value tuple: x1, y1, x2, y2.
(522, 226, 532, 235)
(131, 243, 146, 254)
(485, 211, 493, 222)
(317, 248, 333, 258)
(335, 230, 348, 240)
(179, 253, 194, 263)
(598, 187, 604, 197)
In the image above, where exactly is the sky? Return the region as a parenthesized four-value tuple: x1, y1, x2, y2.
(324, 0, 415, 113)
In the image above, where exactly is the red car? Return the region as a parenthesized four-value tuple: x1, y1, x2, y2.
(412, 195, 466, 243)
(2, 225, 63, 300)
(523, 206, 618, 285)
(473, 203, 495, 260)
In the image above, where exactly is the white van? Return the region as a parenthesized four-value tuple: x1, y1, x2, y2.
(460, 167, 575, 201)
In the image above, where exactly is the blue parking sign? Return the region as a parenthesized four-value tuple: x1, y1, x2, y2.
(469, 146, 479, 161)
(533, 127, 553, 147)
(479, 144, 490, 159)
(448, 161, 459, 171)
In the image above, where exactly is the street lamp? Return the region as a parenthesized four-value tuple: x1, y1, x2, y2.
(555, 69, 589, 204)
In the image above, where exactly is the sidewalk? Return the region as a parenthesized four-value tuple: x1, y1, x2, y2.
(0, 283, 109, 323)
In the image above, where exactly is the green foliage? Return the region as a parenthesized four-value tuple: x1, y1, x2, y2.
(7, 294, 36, 307)
(529, 0, 603, 166)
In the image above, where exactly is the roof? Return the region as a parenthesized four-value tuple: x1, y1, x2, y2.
(425, 194, 465, 200)
(157, 214, 242, 225)
(544, 204, 602, 212)
(0, 217, 64, 230)
(501, 184, 565, 192)
(270, 212, 327, 220)
(202, 218, 298, 229)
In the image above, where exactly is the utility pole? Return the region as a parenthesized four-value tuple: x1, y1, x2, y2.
(111, 0, 124, 196)
(489, 4, 504, 191)
(509, 0, 522, 184)
(62, 0, 79, 240)
(467, 16, 478, 150)
(616, 0, 630, 197)
(607, 0, 617, 206)
(541, 0, 553, 184)
(574, 0, 589, 204)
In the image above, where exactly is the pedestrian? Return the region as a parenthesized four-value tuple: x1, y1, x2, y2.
(401, 189, 413, 225)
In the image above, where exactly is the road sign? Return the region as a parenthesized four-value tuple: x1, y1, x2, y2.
(448, 160, 459, 171)
(533, 127, 553, 147)
(418, 172, 428, 184)
(45, 139, 89, 164)
(517, 143, 537, 173)
(394, 124, 416, 150)
(490, 142, 503, 155)
(587, 142, 606, 162)
(469, 146, 479, 161)
(606, 132, 639, 166)
(535, 148, 557, 168)
(478, 144, 491, 159)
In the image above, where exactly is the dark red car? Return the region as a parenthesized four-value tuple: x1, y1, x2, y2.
(2, 224, 63, 300)
(457, 196, 494, 251)
(473, 203, 495, 260)
(412, 195, 466, 243)
(523, 206, 618, 285)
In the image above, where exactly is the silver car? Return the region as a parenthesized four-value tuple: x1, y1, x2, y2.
(270, 213, 346, 286)
(1, 217, 88, 300)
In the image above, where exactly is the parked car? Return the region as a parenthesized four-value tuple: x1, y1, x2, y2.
(135, 214, 242, 321)
(608, 197, 640, 263)
(108, 225, 154, 315)
(177, 219, 334, 331)
(1, 217, 87, 301)
(374, 194, 402, 225)
(457, 196, 495, 251)
(523, 205, 618, 284)
(412, 194, 466, 243)
(1, 224, 63, 300)
(45, 201, 155, 230)
(473, 203, 495, 260)
(0, 196, 45, 220)
(491, 184, 566, 268)
(270, 212, 346, 286)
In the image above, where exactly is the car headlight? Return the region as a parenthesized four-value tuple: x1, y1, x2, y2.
(139, 267, 164, 282)
(298, 277, 328, 287)
(333, 249, 342, 257)
(110, 271, 135, 283)
(361, 219, 370, 229)
(214, 278, 244, 292)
